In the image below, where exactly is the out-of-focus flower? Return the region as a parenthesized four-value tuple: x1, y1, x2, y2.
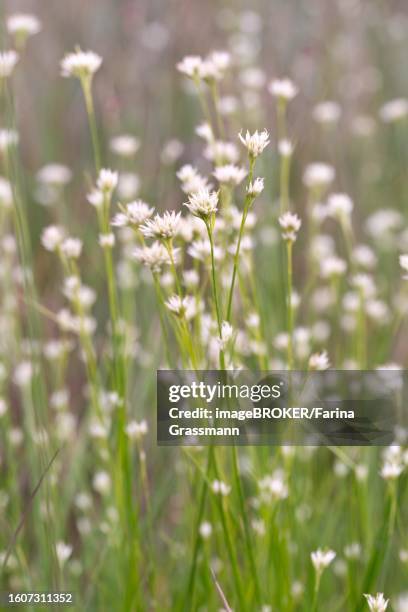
(311, 548, 336, 575)
(0, 51, 19, 79)
(165, 295, 197, 320)
(37, 164, 72, 186)
(308, 350, 330, 371)
(56, 542, 73, 565)
(213, 164, 247, 186)
(61, 49, 102, 80)
(6, 13, 41, 46)
(268, 78, 298, 101)
(110, 135, 140, 158)
(327, 193, 353, 218)
(41, 225, 66, 252)
(313, 101, 342, 125)
(279, 212, 301, 242)
(379, 99, 408, 123)
(303, 163, 335, 190)
(133, 242, 174, 273)
(125, 420, 148, 440)
(400, 255, 408, 279)
(97, 169, 118, 195)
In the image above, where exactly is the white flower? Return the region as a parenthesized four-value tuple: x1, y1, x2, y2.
(176, 55, 203, 78)
(247, 177, 264, 197)
(400, 254, 408, 279)
(218, 321, 233, 350)
(313, 101, 342, 124)
(97, 169, 118, 195)
(380, 461, 404, 480)
(327, 193, 353, 218)
(56, 541, 72, 565)
(364, 593, 389, 611)
(61, 238, 82, 259)
(117, 172, 140, 201)
(213, 164, 247, 186)
(184, 188, 218, 218)
(93, 470, 111, 495)
(309, 350, 330, 371)
(211, 479, 231, 496)
(7, 13, 41, 39)
(140, 211, 181, 240)
(199, 521, 212, 539)
(41, 225, 66, 252)
(99, 233, 115, 248)
(268, 78, 298, 100)
(303, 163, 335, 189)
(133, 242, 173, 273)
(177, 165, 211, 195)
(0, 177, 13, 208)
(0, 51, 19, 79)
(61, 49, 102, 79)
(320, 256, 347, 278)
(112, 200, 154, 229)
(311, 549, 336, 574)
(13, 361, 34, 387)
(344, 542, 362, 560)
(37, 164, 72, 186)
(279, 212, 301, 242)
(0, 129, 19, 153)
(125, 420, 148, 440)
(196, 122, 213, 142)
(278, 139, 294, 157)
(238, 129, 270, 157)
(110, 134, 140, 157)
(379, 98, 408, 123)
(165, 295, 196, 320)
(205, 140, 239, 164)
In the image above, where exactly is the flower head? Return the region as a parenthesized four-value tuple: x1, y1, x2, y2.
(140, 211, 181, 241)
(133, 242, 173, 273)
(311, 548, 336, 574)
(110, 134, 140, 157)
(239, 129, 270, 158)
(400, 254, 408, 279)
(309, 350, 330, 371)
(165, 295, 196, 320)
(176, 55, 203, 78)
(61, 49, 102, 80)
(7, 13, 41, 43)
(41, 225, 66, 252)
(279, 212, 301, 242)
(303, 163, 335, 190)
(184, 188, 218, 219)
(213, 164, 247, 186)
(0, 51, 19, 79)
(268, 78, 298, 101)
(97, 168, 118, 195)
(112, 200, 154, 229)
(364, 593, 389, 612)
(247, 177, 265, 197)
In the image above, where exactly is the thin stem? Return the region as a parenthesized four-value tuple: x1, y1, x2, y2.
(205, 219, 225, 369)
(226, 158, 255, 322)
(81, 78, 102, 174)
(286, 241, 294, 370)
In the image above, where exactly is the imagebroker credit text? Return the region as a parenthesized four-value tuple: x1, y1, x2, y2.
(168, 406, 355, 421)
